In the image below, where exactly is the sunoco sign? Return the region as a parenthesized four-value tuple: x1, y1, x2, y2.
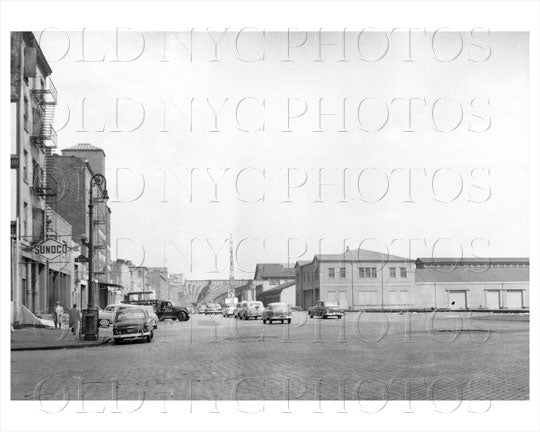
(34, 239, 68, 260)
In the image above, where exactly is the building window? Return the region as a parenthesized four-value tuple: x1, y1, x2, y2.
(23, 150, 28, 182)
(359, 267, 377, 278)
(389, 267, 396, 278)
(400, 267, 407, 278)
(328, 268, 335, 278)
(23, 202, 28, 237)
(23, 97, 29, 132)
(339, 267, 346, 278)
(32, 159, 41, 188)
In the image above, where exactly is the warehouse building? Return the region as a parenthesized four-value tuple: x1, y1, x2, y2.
(414, 257, 529, 310)
(295, 248, 529, 311)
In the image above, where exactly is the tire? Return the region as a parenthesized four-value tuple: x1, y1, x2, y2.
(262, 319, 266, 324)
(146, 334, 152, 343)
(177, 311, 188, 322)
(337, 315, 342, 319)
(113, 338, 120, 345)
(99, 319, 109, 327)
(322, 315, 328, 319)
(309, 313, 313, 319)
(287, 319, 291, 324)
(281, 320, 284, 324)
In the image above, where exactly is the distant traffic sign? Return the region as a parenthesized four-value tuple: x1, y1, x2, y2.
(34, 238, 68, 261)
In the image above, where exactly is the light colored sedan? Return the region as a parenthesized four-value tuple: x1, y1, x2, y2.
(99, 303, 158, 329)
(262, 302, 292, 324)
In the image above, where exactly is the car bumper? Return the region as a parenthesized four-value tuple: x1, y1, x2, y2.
(113, 331, 151, 339)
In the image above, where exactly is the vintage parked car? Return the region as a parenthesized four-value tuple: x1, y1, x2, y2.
(222, 304, 236, 317)
(99, 304, 133, 327)
(99, 303, 159, 329)
(237, 301, 264, 320)
(127, 299, 190, 322)
(233, 303, 244, 318)
(204, 303, 222, 315)
(308, 301, 344, 319)
(262, 302, 292, 324)
(112, 307, 154, 344)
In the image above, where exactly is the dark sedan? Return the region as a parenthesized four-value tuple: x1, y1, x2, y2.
(112, 308, 154, 344)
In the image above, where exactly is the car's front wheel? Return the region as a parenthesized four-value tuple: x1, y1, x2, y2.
(177, 311, 188, 321)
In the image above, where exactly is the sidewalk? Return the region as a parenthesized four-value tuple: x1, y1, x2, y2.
(11, 327, 110, 351)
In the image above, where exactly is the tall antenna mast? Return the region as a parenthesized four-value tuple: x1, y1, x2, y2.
(228, 233, 234, 300)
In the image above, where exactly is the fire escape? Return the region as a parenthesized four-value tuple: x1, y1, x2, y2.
(30, 78, 58, 240)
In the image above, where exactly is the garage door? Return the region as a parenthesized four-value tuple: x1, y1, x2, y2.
(506, 291, 523, 309)
(357, 291, 377, 306)
(448, 290, 467, 309)
(485, 290, 501, 309)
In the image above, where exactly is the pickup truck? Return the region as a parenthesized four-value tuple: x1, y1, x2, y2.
(308, 301, 344, 319)
(127, 299, 191, 321)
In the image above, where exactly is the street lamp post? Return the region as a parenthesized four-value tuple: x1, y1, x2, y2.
(82, 173, 109, 341)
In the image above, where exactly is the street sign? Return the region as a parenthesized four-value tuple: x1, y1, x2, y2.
(33, 238, 69, 261)
(75, 254, 88, 263)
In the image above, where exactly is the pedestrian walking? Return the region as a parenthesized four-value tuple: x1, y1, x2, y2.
(68, 304, 80, 336)
(53, 302, 64, 329)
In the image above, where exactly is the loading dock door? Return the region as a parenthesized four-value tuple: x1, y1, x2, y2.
(506, 291, 523, 309)
(486, 290, 501, 309)
(448, 290, 467, 309)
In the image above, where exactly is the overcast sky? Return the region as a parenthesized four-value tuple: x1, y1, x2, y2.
(37, 30, 529, 279)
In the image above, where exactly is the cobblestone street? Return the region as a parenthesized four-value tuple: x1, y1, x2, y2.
(11, 312, 529, 401)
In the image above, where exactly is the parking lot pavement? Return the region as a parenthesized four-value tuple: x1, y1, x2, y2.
(11, 312, 529, 401)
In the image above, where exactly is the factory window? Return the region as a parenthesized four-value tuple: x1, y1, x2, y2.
(400, 267, 407, 278)
(328, 268, 335, 278)
(359, 267, 377, 278)
(389, 267, 396, 278)
(339, 267, 346, 278)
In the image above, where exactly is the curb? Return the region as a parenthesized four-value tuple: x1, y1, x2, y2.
(11, 337, 111, 352)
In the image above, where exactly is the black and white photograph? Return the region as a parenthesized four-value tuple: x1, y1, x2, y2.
(1, 2, 539, 432)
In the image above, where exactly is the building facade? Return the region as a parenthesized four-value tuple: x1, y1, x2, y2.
(295, 248, 530, 311)
(414, 258, 529, 310)
(46, 144, 112, 307)
(147, 267, 170, 300)
(253, 263, 296, 300)
(257, 281, 296, 306)
(10, 32, 77, 324)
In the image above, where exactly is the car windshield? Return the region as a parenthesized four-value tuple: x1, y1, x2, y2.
(271, 303, 288, 309)
(325, 301, 338, 306)
(115, 310, 145, 322)
(248, 302, 262, 307)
